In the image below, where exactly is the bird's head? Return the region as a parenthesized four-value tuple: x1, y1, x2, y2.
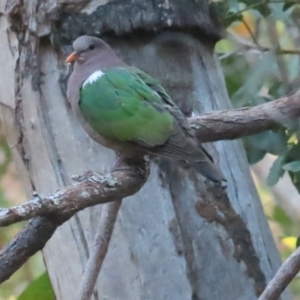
(66, 35, 111, 65)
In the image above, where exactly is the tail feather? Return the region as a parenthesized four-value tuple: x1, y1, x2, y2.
(192, 160, 226, 183)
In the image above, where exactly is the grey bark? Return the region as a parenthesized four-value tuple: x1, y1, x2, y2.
(0, 1, 291, 299)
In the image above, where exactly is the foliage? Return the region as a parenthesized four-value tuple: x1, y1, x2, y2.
(216, 1, 300, 297)
(17, 272, 55, 300)
(0, 137, 46, 299)
(216, 0, 300, 191)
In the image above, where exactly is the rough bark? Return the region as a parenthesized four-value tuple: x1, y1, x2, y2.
(0, 216, 66, 284)
(0, 1, 292, 299)
(0, 161, 149, 227)
(190, 91, 300, 142)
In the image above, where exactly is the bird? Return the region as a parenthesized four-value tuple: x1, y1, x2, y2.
(66, 35, 225, 183)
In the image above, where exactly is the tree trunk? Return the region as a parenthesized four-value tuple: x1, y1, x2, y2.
(0, 1, 291, 299)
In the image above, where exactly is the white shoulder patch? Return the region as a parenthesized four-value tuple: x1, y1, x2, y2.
(82, 70, 105, 88)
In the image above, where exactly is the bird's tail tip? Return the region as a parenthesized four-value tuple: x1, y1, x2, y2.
(192, 160, 227, 184)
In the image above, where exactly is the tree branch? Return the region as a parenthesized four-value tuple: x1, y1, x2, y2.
(75, 201, 121, 300)
(0, 90, 299, 284)
(258, 246, 300, 300)
(190, 89, 300, 143)
(0, 158, 149, 283)
(0, 160, 149, 227)
(0, 216, 68, 283)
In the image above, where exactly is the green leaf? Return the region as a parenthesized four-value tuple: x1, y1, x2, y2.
(253, 4, 271, 17)
(283, 161, 300, 172)
(214, 0, 242, 28)
(296, 237, 300, 248)
(222, 54, 250, 98)
(243, 131, 287, 164)
(231, 53, 276, 107)
(241, 0, 272, 16)
(227, 0, 239, 11)
(244, 146, 266, 165)
(267, 156, 285, 186)
(286, 142, 300, 161)
(289, 171, 300, 194)
(225, 12, 243, 27)
(258, 131, 287, 155)
(283, 1, 298, 11)
(18, 272, 55, 300)
(272, 206, 292, 226)
(268, 81, 286, 100)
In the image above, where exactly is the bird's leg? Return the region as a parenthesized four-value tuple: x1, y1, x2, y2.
(113, 154, 149, 172)
(113, 154, 126, 170)
(113, 154, 135, 171)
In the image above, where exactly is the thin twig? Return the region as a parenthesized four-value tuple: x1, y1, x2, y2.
(275, 49, 300, 55)
(242, 18, 261, 50)
(228, 31, 300, 55)
(75, 201, 121, 300)
(258, 246, 300, 300)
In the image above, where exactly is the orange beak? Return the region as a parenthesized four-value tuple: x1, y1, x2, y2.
(66, 52, 78, 63)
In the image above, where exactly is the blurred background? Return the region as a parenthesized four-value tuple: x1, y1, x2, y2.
(1, 1, 300, 299)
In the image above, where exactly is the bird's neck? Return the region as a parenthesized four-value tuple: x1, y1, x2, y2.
(75, 50, 125, 74)
(67, 50, 126, 107)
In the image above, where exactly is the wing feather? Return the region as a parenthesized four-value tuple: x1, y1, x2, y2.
(79, 66, 225, 182)
(79, 68, 173, 146)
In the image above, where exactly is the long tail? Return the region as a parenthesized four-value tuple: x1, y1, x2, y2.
(191, 160, 226, 183)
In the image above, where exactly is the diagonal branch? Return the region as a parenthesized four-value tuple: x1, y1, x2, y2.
(0, 158, 149, 283)
(0, 216, 68, 283)
(258, 245, 300, 300)
(0, 160, 149, 227)
(75, 201, 122, 300)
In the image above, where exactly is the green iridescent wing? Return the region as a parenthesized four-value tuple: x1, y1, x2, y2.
(79, 67, 224, 181)
(79, 67, 174, 147)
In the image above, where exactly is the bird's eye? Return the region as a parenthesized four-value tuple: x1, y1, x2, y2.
(89, 45, 95, 50)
